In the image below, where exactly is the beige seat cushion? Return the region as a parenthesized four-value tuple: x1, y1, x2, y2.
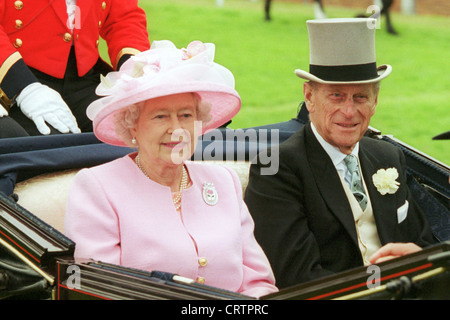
(15, 169, 80, 233)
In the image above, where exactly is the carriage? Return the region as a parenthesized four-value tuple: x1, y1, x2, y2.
(0, 104, 449, 300)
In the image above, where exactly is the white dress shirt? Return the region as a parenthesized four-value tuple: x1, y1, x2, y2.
(310, 122, 359, 187)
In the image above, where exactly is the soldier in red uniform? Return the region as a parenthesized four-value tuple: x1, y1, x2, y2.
(0, 0, 150, 137)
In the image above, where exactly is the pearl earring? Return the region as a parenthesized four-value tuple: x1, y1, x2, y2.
(131, 138, 137, 145)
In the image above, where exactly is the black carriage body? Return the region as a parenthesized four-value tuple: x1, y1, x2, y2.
(0, 104, 449, 300)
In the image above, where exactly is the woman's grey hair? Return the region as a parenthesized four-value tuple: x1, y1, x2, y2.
(113, 93, 212, 147)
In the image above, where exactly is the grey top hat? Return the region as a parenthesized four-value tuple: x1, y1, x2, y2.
(295, 18, 392, 84)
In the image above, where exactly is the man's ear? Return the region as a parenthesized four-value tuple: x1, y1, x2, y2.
(303, 82, 315, 113)
(370, 90, 379, 116)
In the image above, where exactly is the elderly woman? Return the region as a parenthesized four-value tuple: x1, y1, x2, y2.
(64, 40, 278, 297)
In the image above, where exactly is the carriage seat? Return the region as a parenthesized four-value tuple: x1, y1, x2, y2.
(14, 161, 252, 234)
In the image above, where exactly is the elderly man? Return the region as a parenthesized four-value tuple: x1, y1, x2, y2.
(244, 18, 436, 289)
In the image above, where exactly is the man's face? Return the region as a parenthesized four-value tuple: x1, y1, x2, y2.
(304, 82, 379, 154)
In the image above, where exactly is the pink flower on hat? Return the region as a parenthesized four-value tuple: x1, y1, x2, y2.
(96, 40, 214, 96)
(182, 40, 208, 60)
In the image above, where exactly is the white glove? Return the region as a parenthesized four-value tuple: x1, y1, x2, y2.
(16, 82, 81, 135)
(0, 105, 8, 117)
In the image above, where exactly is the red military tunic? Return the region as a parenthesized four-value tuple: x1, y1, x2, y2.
(0, 0, 150, 106)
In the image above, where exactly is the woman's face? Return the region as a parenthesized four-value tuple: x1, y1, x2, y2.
(131, 93, 200, 167)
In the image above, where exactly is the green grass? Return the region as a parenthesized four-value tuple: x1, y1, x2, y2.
(100, 0, 450, 165)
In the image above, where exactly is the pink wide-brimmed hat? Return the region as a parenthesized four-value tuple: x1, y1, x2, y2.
(87, 40, 241, 146)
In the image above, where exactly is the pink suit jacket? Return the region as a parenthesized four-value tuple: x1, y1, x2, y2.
(65, 153, 277, 297)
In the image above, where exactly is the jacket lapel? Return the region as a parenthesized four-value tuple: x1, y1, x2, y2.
(359, 141, 398, 245)
(304, 124, 360, 246)
(76, 0, 93, 28)
(51, 0, 70, 29)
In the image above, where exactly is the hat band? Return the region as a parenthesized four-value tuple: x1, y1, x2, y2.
(309, 62, 378, 82)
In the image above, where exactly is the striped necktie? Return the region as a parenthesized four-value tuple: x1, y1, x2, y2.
(344, 154, 368, 211)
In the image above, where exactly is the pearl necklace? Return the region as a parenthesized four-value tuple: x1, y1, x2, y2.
(135, 154, 188, 211)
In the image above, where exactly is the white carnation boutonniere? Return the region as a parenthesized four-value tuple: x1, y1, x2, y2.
(372, 168, 400, 195)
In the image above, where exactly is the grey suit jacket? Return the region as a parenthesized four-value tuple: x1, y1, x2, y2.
(244, 123, 436, 289)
